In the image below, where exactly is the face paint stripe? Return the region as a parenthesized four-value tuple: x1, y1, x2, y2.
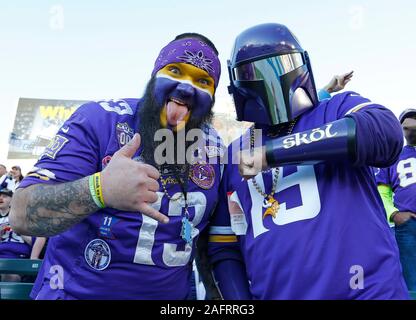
(156, 73, 213, 98)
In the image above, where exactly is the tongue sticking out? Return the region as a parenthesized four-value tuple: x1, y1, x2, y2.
(166, 100, 189, 126)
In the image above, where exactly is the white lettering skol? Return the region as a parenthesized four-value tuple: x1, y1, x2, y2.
(283, 124, 338, 149)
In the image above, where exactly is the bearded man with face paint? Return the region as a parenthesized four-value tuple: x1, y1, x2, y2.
(9, 33, 224, 299)
(376, 109, 416, 291)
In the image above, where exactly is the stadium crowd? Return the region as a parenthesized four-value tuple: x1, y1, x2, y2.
(0, 165, 47, 283)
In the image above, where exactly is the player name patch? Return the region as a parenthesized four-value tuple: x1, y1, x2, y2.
(84, 239, 111, 271)
(116, 122, 134, 148)
(190, 164, 215, 189)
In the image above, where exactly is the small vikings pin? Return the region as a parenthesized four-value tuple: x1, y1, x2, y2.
(189, 164, 215, 189)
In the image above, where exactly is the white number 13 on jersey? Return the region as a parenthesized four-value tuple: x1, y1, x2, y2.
(133, 192, 206, 267)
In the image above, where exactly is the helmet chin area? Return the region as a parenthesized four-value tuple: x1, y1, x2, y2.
(290, 87, 314, 119)
(233, 80, 288, 126)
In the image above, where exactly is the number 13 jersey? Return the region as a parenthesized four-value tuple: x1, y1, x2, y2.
(19, 99, 224, 300)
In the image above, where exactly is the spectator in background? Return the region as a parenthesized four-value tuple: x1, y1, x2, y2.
(1, 165, 24, 192)
(376, 108, 416, 291)
(0, 164, 7, 185)
(0, 188, 46, 282)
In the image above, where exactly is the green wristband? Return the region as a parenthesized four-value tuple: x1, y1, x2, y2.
(89, 174, 105, 209)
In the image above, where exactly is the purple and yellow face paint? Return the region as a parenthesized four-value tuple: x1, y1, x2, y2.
(151, 37, 221, 131)
(154, 63, 215, 130)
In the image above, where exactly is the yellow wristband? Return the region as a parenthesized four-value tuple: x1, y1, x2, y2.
(93, 172, 106, 208)
(89, 173, 105, 209)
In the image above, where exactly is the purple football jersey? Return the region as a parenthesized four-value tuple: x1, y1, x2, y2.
(19, 99, 224, 299)
(209, 92, 408, 299)
(376, 145, 416, 213)
(0, 214, 32, 259)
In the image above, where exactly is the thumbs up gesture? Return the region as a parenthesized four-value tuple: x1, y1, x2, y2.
(100, 133, 169, 223)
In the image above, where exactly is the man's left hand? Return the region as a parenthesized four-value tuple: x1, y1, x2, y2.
(324, 71, 354, 94)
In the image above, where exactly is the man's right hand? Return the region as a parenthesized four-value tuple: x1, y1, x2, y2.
(392, 211, 416, 226)
(101, 133, 168, 224)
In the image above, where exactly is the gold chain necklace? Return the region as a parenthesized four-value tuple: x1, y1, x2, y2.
(158, 165, 194, 245)
(158, 166, 189, 202)
(250, 119, 297, 219)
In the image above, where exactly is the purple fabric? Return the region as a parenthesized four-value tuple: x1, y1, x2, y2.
(19, 99, 225, 300)
(0, 215, 32, 259)
(213, 260, 252, 299)
(208, 92, 408, 299)
(266, 117, 356, 167)
(152, 38, 221, 88)
(376, 146, 416, 213)
(347, 106, 403, 168)
(0, 242, 31, 259)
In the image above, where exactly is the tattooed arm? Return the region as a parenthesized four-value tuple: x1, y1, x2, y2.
(10, 133, 168, 237)
(9, 176, 98, 237)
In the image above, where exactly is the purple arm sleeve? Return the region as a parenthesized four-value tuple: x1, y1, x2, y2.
(213, 260, 252, 300)
(346, 106, 403, 167)
(266, 105, 403, 168)
(266, 117, 357, 167)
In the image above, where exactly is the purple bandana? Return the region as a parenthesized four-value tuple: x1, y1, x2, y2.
(152, 38, 221, 88)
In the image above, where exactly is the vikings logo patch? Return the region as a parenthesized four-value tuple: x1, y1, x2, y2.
(84, 239, 111, 271)
(116, 122, 134, 148)
(190, 164, 215, 189)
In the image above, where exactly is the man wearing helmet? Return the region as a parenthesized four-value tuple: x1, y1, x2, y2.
(208, 23, 408, 299)
(376, 108, 416, 292)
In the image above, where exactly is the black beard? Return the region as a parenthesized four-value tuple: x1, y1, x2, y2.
(405, 130, 416, 146)
(137, 76, 214, 168)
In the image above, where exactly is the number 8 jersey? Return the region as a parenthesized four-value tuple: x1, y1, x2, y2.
(18, 99, 224, 300)
(376, 145, 416, 213)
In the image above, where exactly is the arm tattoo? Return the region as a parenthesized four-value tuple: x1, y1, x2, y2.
(26, 176, 99, 236)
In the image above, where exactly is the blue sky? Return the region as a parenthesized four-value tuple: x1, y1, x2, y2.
(1, 0, 415, 169)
